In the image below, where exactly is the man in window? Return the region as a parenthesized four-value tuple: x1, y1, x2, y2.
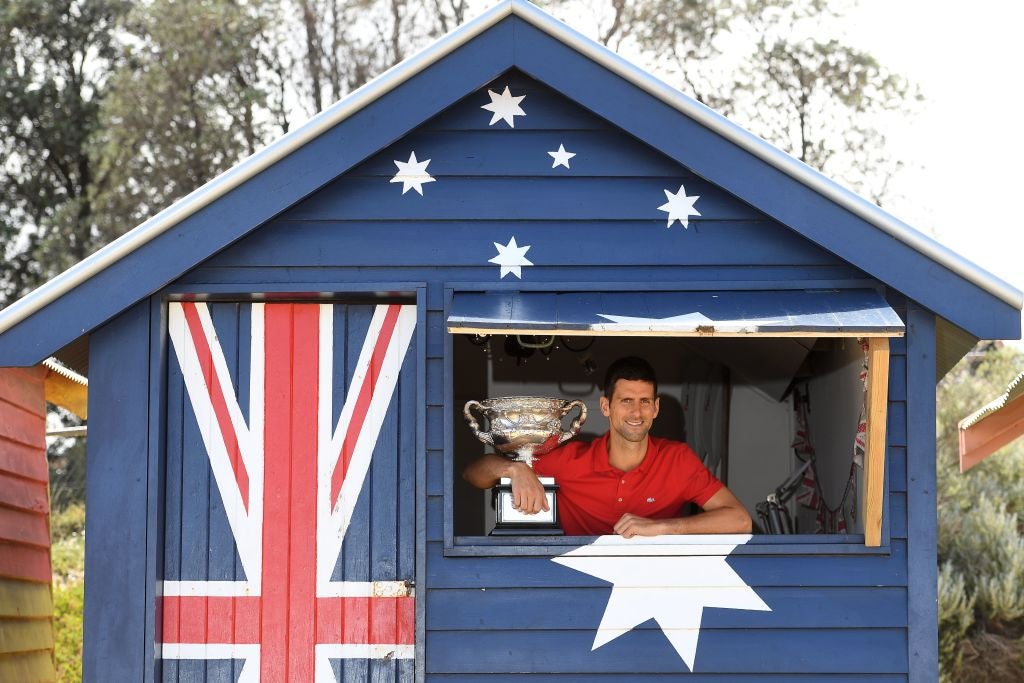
(463, 356, 752, 537)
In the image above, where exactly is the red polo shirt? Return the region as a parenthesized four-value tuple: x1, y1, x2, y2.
(533, 433, 723, 536)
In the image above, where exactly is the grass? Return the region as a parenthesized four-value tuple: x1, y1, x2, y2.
(51, 503, 85, 683)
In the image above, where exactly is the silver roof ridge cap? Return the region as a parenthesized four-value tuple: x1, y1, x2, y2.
(0, 0, 1018, 338)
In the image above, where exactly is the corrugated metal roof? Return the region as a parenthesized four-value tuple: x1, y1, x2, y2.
(0, 0, 1019, 339)
(960, 371, 1024, 430)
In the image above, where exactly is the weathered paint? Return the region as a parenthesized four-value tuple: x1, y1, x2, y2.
(0, 366, 55, 682)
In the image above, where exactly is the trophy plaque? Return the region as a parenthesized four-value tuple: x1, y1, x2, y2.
(463, 396, 586, 535)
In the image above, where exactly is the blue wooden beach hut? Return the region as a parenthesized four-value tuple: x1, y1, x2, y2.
(0, 1, 1019, 680)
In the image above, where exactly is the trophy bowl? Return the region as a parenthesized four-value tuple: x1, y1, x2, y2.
(463, 396, 587, 535)
(463, 396, 587, 466)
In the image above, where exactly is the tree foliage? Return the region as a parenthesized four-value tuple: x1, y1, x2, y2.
(0, 0, 128, 303)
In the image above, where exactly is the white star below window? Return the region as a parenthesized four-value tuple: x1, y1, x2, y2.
(390, 151, 435, 195)
(481, 86, 526, 127)
(488, 236, 533, 279)
(658, 183, 701, 228)
(548, 143, 576, 169)
(553, 536, 770, 671)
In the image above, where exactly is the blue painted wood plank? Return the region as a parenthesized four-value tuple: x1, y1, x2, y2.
(207, 220, 842, 269)
(889, 446, 907, 493)
(424, 628, 907, 673)
(424, 71, 611, 131)
(887, 402, 907, 447)
(906, 306, 937, 683)
(425, 541, 908, 588)
(84, 300, 151, 682)
(350, 130, 687, 177)
(415, 294, 428, 680)
(888, 354, 907, 401)
(426, 359, 443, 405)
(890, 492, 908, 539)
(426, 586, 907, 630)
(284, 177, 763, 221)
(175, 265, 868, 288)
(427, 675, 908, 682)
(145, 296, 166, 683)
(508, 20, 1020, 340)
(426, 450, 444, 497)
(427, 406, 444, 451)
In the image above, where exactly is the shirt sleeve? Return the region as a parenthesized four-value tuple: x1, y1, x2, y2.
(677, 443, 724, 507)
(532, 440, 579, 478)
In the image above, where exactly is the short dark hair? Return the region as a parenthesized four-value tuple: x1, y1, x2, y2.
(602, 356, 658, 399)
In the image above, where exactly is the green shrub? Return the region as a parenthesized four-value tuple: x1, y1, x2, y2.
(53, 579, 84, 683)
(937, 562, 974, 681)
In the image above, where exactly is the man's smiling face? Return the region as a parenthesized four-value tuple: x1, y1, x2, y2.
(600, 378, 660, 444)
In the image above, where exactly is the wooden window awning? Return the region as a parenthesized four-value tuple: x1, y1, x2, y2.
(446, 289, 905, 338)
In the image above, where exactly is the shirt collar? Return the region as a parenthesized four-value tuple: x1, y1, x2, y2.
(592, 432, 658, 475)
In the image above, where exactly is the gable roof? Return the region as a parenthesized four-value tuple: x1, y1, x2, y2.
(0, 0, 1019, 367)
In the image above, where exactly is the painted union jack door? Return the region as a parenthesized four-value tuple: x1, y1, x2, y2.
(159, 301, 417, 682)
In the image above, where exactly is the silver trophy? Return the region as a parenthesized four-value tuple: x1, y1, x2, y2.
(464, 396, 586, 534)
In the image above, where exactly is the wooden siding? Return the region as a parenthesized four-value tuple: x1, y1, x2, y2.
(158, 73, 915, 678)
(160, 302, 417, 681)
(0, 366, 55, 681)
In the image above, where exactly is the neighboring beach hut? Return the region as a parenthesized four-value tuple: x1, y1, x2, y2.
(0, 1, 1019, 680)
(959, 369, 1024, 471)
(0, 360, 86, 681)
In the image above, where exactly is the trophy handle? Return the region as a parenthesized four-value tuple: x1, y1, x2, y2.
(463, 400, 495, 446)
(557, 400, 587, 445)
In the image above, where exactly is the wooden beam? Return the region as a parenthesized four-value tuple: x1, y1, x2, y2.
(863, 337, 890, 546)
(959, 393, 1024, 472)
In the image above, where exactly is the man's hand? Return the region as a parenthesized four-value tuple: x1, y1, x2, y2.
(508, 461, 549, 515)
(613, 513, 663, 538)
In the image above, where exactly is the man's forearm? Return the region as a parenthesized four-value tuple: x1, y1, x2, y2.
(656, 505, 752, 535)
(462, 453, 524, 489)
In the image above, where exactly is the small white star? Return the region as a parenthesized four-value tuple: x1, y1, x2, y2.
(553, 536, 770, 671)
(390, 151, 435, 195)
(548, 144, 576, 169)
(488, 236, 533, 279)
(658, 183, 701, 228)
(481, 86, 526, 127)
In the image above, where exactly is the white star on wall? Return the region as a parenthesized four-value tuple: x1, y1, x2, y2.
(481, 86, 526, 127)
(488, 236, 533, 279)
(548, 144, 576, 169)
(390, 151, 435, 195)
(553, 536, 770, 671)
(658, 183, 701, 228)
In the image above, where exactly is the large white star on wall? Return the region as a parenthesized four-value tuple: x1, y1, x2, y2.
(548, 144, 576, 169)
(553, 535, 770, 671)
(390, 151, 435, 195)
(488, 236, 533, 279)
(481, 86, 526, 127)
(658, 183, 701, 228)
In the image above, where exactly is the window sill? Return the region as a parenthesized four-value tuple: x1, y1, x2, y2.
(446, 533, 892, 557)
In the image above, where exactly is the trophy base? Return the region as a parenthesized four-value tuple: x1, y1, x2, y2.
(490, 477, 563, 535)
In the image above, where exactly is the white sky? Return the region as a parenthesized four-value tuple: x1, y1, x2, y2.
(843, 1, 1024, 298)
